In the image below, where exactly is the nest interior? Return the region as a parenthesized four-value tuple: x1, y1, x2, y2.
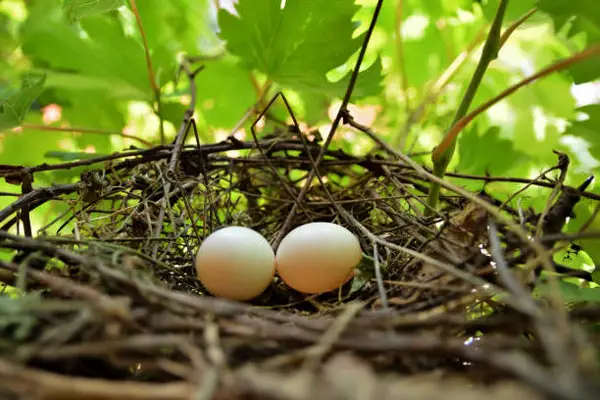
(1, 109, 600, 400)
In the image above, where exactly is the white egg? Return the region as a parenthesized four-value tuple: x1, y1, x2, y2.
(195, 226, 275, 301)
(275, 222, 362, 294)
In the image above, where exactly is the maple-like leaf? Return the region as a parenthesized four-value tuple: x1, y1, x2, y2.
(218, 0, 382, 98)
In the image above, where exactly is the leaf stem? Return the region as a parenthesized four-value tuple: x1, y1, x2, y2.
(129, 0, 165, 145)
(274, 0, 385, 248)
(425, 0, 509, 216)
(499, 7, 537, 47)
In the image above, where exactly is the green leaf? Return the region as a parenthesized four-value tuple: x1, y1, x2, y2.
(58, 91, 126, 154)
(456, 124, 529, 175)
(195, 56, 257, 129)
(131, 0, 219, 88)
(63, 0, 125, 21)
(298, 90, 330, 125)
(464, 31, 577, 169)
(567, 199, 600, 268)
(21, 1, 150, 101)
(553, 245, 594, 271)
(330, 59, 384, 99)
(539, 280, 600, 304)
(564, 104, 600, 153)
(0, 116, 72, 169)
(538, 0, 600, 39)
(42, 71, 147, 100)
(0, 72, 46, 131)
(218, 0, 382, 97)
(349, 254, 377, 295)
(160, 100, 188, 131)
(538, 0, 600, 83)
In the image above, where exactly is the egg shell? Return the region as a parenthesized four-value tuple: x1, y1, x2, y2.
(275, 222, 362, 294)
(195, 226, 275, 301)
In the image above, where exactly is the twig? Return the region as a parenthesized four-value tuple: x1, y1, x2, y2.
(536, 151, 570, 237)
(248, 93, 311, 219)
(301, 301, 365, 371)
(19, 173, 33, 237)
(150, 61, 203, 259)
(339, 208, 538, 317)
(487, 220, 538, 315)
(499, 165, 559, 211)
(478, 351, 597, 400)
(0, 259, 130, 321)
(229, 81, 272, 137)
(198, 315, 225, 400)
(274, 0, 385, 249)
(0, 358, 195, 400)
(0, 146, 170, 180)
(0, 183, 78, 225)
(540, 230, 600, 244)
(372, 242, 389, 309)
(443, 170, 600, 202)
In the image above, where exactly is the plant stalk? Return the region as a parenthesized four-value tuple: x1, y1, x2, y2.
(425, 0, 509, 216)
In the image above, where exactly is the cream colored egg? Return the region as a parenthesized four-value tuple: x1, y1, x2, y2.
(195, 226, 275, 301)
(275, 222, 362, 294)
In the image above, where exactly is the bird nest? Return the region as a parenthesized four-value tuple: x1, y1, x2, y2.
(1, 101, 599, 400)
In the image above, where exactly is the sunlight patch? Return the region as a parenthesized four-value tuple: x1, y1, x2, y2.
(401, 14, 429, 41)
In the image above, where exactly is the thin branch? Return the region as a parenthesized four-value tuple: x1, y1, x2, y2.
(499, 8, 538, 47)
(301, 302, 364, 371)
(229, 81, 272, 137)
(274, 0, 385, 248)
(487, 220, 538, 314)
(372, 242, 388, 309)
(536, 151, 570, 237)
(150, 61, 203, 259)
(443, 170, 600, 202)
(0, 358, 195, 400)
